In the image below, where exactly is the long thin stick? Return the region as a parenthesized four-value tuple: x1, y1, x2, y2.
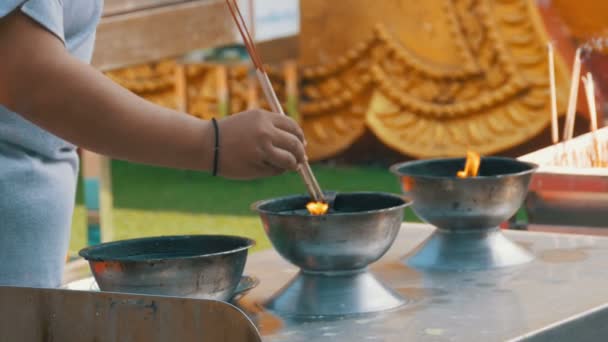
(583, 73, 598, 132)
(547, 43, 559, 144)
(563, 48, 582, 141)
(226, 1, 262, 68)
(225, 0, 325, 202)
(582, 72, 602, 166)
(248, 0, 255, 42)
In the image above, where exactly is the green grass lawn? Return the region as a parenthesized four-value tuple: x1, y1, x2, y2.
(69, 161, 418, 255)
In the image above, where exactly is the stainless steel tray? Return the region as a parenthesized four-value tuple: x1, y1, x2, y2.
(239, 224, 608, 341)
(56, 224, 608, 340)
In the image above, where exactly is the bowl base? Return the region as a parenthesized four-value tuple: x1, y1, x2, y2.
(405, 228, 534, 271)
(264, 270, 406, 318)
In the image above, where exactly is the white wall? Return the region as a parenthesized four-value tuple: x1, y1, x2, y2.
(239, 0, 300, 42)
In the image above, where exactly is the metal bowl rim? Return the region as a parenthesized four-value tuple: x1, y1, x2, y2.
(251, 191, 411, 217)
(389, 156, 539, 180)
(78, 234, 256, 262)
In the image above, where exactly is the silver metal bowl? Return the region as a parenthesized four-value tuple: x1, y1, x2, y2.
(78, 235, 255, 301)
(62, 275, 260, 303)
(252, 192, 410, 273)
(252, 192, 410, 317)
(391, 157, 538, 270)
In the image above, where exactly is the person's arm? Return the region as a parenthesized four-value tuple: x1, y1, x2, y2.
(0, 11, 306, 179)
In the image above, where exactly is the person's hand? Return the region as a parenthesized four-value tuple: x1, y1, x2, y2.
(210, 109, 307, 179)
(0, 11, 305, 175)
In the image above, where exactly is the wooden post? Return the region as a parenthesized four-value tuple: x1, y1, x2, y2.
(80, 151, 114, 245)
(175, 63, 188, 113)
(216, 65, 229, 117)
(284, 61, 300, 123)
(247, 73, 259, 109)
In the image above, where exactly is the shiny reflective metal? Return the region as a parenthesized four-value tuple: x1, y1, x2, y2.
(511, 301, 608, 342)
(264, 271, 405, 317)
(391, 157, 538, 271)
(231, 275, 261, 302)
(252, 192, 410, 317)
(62, 275, 259, 303)
(79, 235, 254, 301)
(241, 224, 608, 341)
(0, 286, 261, 342)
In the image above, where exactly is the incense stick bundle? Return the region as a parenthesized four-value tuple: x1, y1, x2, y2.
(224, 0, 325, 202)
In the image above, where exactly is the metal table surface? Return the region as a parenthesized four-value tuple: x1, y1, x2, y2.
(238, 223, 608, 341)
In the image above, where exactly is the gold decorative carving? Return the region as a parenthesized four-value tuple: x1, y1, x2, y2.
(103, 0, 576, 161)
(105, 60, 179, 110)
(298, 0, 572, 158)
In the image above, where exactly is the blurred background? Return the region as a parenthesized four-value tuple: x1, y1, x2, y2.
(70, 0, 607, 257)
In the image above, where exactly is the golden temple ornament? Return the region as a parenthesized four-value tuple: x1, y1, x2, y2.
(103, 0, 581, 161)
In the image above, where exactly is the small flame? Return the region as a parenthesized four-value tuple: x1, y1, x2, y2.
(306, 201, 329, 215)
(457, 151, 481, 178)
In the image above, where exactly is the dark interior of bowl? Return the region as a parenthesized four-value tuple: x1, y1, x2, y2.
(79, 235, 254, 262)
(256, 192, 406, 215)
(394, 157, 536, 178)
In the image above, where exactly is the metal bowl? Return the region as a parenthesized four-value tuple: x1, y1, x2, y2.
(391, 157, 538, 232)
(252, 192, 410, 317)
(78, 235, 255, 301)
(390, 157, 538, 270)
(62, 275, 260, 303)
(252, 192, 410, 273)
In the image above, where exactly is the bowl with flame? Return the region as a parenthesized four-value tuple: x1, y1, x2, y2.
(390, 153, 538, 270)
(252, 192, 409, 273)
(251, 191, 411, 317)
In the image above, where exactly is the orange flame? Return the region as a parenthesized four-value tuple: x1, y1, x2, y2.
(306, 201, 329, 215)
(457, 151, 481, 178)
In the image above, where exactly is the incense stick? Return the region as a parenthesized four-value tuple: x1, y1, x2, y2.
(225, 0, 325, 202)
(563, 48, 582, 141)
(583, 73, 598, 132)
(547, 43, 559, 144)
(582, 72, 602, 166)
(248, 0, 255, 41)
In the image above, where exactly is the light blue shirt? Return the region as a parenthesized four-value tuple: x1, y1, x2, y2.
(0, 0, 104, 287)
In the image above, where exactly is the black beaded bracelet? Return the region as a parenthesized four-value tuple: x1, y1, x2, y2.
(211, 118, 220, 176)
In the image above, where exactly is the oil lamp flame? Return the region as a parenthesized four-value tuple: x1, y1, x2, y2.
(457, 151, 481, 178)
(306, 201, 329, 215)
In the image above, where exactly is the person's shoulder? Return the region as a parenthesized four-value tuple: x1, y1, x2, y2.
(0, 0, 66, 44)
